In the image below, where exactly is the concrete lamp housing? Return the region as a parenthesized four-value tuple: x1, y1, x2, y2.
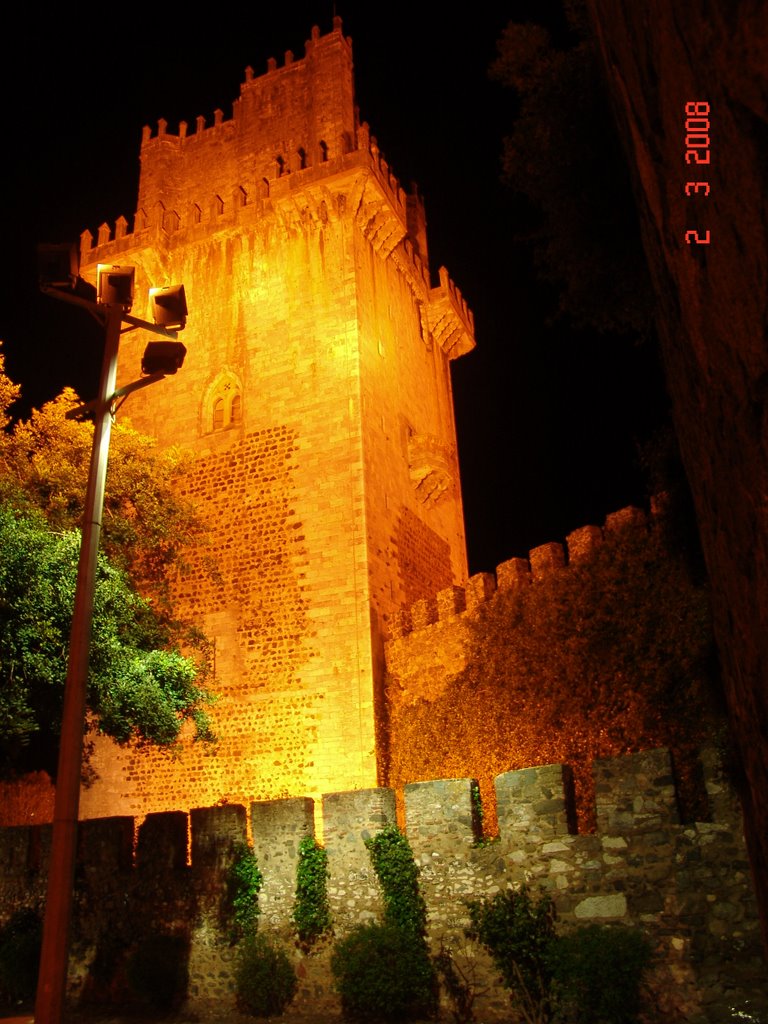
(37, 243, 97, 302)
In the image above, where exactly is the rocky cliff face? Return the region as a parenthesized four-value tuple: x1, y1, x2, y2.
(585, 0, 768, 948)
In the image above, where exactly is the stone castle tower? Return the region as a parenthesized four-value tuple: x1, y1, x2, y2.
(75, 18, 476, 821)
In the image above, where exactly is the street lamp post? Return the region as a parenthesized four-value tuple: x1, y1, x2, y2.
(33, 248, 188, 1024)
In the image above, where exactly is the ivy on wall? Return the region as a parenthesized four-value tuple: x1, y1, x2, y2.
(223, 841, 263, 943)
(293, 835, 332, 947)
(365, 824, 427, 938)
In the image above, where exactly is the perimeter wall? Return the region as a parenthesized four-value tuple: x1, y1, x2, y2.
(1, 747, 766, 1022)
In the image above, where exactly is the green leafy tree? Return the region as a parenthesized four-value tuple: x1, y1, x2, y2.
(0, 350, 214, 777)
(467, 886, 557, 1024)
(466, 887, 652, 1024)
(223, 841, 263, 943)
(235, 932, 297, 1017)
(0, 380, 202, 610)
(547, 923, 653, 1024)
(331, 923, 437, 1022)
(0, 503, 214, 776)
(365, 825, 428, 937)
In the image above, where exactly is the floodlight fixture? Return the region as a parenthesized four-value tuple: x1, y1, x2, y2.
(37, 243, 79, 290)
(149, 284, 188, 330)
(96, 263, 135, 310)
(141, 340, 187, 375)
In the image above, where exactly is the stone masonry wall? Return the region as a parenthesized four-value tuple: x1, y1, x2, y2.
(1, 748, 765, 1023)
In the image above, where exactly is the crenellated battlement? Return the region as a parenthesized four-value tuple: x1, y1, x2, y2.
(386, 503, 650, 642)
(1, 748, 763, 1022)
(83, 19, 410, 273)
(81, 132, 409, 260)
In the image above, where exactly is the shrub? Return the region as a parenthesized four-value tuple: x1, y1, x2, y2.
(293, 835, 332, 947)
(0, 908, 42, 1007)
(467, 884, 557, 1020)
(235, 932, 298, 1017)
(434, 943, 479, 1024)
(466, 887, 654, 1024)
(331, 922, 437, 1022)
(125, 932, 189, 1011)
(547, 923, 653, 1024)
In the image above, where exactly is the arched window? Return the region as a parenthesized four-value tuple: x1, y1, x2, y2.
(205, 372, 243, 434)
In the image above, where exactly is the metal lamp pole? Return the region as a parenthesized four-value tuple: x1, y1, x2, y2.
(34, 300, 124, 1024)
(32, 258, 187, 1024)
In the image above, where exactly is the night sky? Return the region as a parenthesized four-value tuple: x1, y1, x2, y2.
(0, 3, 670, 577)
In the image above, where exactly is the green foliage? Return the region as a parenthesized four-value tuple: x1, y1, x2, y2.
(0, 502, 215, 777)
(224, 841, 263, 942)
(547, 923, 653, 1024)
(489, 7, 654, 338)
(234, 932, 298, 1018)
(466, 888, 653, 1024)
(330, 826, 436, 1019)
(467, 885, 557, 1021)
(0, 381, 204, 603)
(0, 908, 42, 1007)
(331, 922, 437, 1022)
(0, 356, 216, 777)
(125, 932, 189, 1011)
(365, 824, 427, 937)
(293, 835, 332, 946)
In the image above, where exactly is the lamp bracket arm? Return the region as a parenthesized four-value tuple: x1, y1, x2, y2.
(122, 313, 179, 339)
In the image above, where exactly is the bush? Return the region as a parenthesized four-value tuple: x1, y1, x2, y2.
(125, 932, 189, 1011)
(547, 923, 653, 1024)
(235, 932, 298, 1017)
(466, 887, 654, 1024)
(0, 908, 42, 1007)
(331, 922, 437, 1021)
(467, 885, 557, 1019)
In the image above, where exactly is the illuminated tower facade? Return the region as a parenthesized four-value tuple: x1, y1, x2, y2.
(77, 18, 475, 819)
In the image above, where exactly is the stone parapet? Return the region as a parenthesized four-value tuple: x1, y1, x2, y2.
(385, 502, 653, 646)
(0, 749, 764, 1023)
